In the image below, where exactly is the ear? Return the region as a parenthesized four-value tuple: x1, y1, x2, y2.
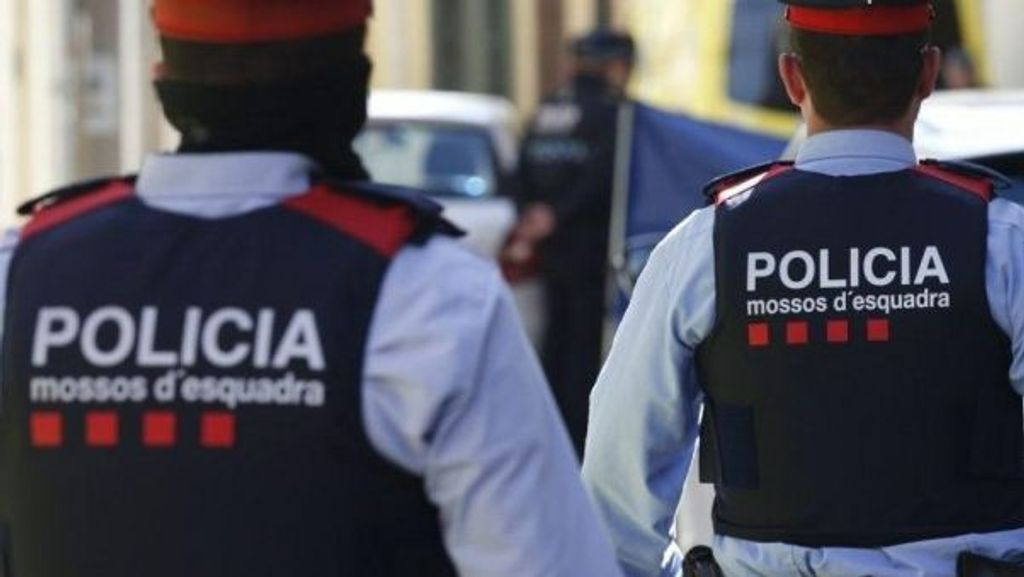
(917, 45, 942, 100)
(778, 53, 807, 108)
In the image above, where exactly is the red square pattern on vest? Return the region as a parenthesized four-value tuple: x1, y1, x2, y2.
(143, 412, 177, 448)
(86, 411, 119, 447)
(786, 321, 809, 345)
(867, 319, 891, 342)
(748, 323, 770, 347)
(827, 320, 850, 343)
(31, 412, 63, 448)
(201, 412, 236, 448)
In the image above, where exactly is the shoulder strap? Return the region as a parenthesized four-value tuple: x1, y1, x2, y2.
(703, 161, 795, 206)
(914, 159, 1012, 203)
(287, 179, 462, 258)
(321, 179, 463, 239)
(17, 175, 137, 217)
(19, 176, 136, 241)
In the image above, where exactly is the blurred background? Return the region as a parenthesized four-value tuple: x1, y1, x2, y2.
(3, 0, 1022, 225)
(0, 0, 614, 221)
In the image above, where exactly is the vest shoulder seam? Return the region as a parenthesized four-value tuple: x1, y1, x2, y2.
(283, 183, 417, 258)
(915, 160, 1010, 202)
(713, 163, 795, 206)
(20, 179, 135, 241)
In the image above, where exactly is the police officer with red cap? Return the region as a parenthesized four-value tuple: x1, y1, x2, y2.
(583, 1, 1024, 576)
(0, 2, 624, 576)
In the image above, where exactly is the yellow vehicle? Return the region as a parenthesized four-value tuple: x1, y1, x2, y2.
(619, 0, 1022, 138)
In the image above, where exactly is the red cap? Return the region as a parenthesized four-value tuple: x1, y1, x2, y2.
(153, 0, 372, 43)
(786, 4, 934, 36)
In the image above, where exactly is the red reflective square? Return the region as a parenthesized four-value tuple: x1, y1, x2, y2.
(827, 320, 850, 343)
(867, 319, 890, 342)
(747, 323, 770, 347)
(31, 412, 63, 448)
(201, 412, 236, 449)
(86, 412, 119, 447)
(786, 321, 809, 345)
(143, 412, 177, 448)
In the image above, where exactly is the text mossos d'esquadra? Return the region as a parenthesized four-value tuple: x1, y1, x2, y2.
(745, 246, 952, 317)
(29, 306, 327, 409)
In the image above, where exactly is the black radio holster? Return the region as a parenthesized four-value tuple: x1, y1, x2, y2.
(683, 546, 724, 577)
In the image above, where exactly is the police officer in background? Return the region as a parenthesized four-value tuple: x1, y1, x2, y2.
(583, 1, 1024, 576)
(513, 29, 635, 456)
(0, 2, 624, 576)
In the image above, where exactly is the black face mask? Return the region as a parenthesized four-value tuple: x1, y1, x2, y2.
(155, 56, 372, 181)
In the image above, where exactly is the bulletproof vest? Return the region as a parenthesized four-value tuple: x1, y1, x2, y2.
(0, 177, 460, 577)
(696, 163, 1024, 547)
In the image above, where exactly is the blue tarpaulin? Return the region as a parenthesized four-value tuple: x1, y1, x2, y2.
(610, 103, 787, 312)
(624, 102, 787, 246)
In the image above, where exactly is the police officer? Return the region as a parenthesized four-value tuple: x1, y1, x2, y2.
(0, 2, 624, 576)
(583, 1, 1024, 576)
(514, 29, 635, 456)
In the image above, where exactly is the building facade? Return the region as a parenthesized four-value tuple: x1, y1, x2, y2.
(0, 0, 610, 223)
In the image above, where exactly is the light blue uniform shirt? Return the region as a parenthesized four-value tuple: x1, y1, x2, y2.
(583, 130, 1024, 577)
(0, 153, 625, 577)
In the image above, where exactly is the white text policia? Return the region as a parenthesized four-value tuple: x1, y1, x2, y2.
(747, 246, 949, 292)
(31, 306, 326, 371)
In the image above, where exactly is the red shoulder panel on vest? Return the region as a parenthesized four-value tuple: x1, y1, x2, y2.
(714, 163, 794, 206)
(21, 180, 135, 241)
(284, 184, 416, 258)
(914, 161, 994, 202)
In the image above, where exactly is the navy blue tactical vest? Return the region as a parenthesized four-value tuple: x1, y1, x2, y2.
(696, 162, 1024, 547)
(0, 177, 460, 577)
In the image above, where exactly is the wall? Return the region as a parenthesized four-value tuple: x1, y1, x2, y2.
(0, 0, 16, 218)
(367, 0, 433, 91)
(0, 0, 607, 223)
(21, 0, 72, 205)
(983, 0, 1024, 87)
(366, 0, 602, 115)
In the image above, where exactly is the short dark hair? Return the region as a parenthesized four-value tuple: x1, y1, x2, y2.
(159, 27, 366, 85)
(789, 27, 930, 126)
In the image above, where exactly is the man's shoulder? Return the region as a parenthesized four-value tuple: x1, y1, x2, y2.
(388, 235, 500, 304)
(914, 159, 1012, 203)
(989, 197, 1024, 235)
(529, 98, 585, 136)
(661, 206, 717, 253)
(702, 162, 795, 207)
(17, 176, 136, 242)
(288, 180, 462, 257)
(0, 228, 20, 257)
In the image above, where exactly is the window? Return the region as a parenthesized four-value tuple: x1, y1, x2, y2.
(432, 0, 512, 98)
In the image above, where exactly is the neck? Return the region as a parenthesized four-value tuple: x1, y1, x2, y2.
(176, 127, 369, 181)
(805, 103, 919, 141)
(806, 116, 915, 141)
(156, 63, 371, 181)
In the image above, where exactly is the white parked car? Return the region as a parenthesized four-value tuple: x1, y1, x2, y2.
(354, 90, 545, 344)
(916, 89, 1024, 161)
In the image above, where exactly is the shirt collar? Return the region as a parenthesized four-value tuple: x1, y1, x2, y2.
(795, 129, 918, 176)
(136, 152, 318, 201)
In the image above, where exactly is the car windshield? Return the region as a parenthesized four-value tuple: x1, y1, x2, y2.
(354, 123, 499, 199)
